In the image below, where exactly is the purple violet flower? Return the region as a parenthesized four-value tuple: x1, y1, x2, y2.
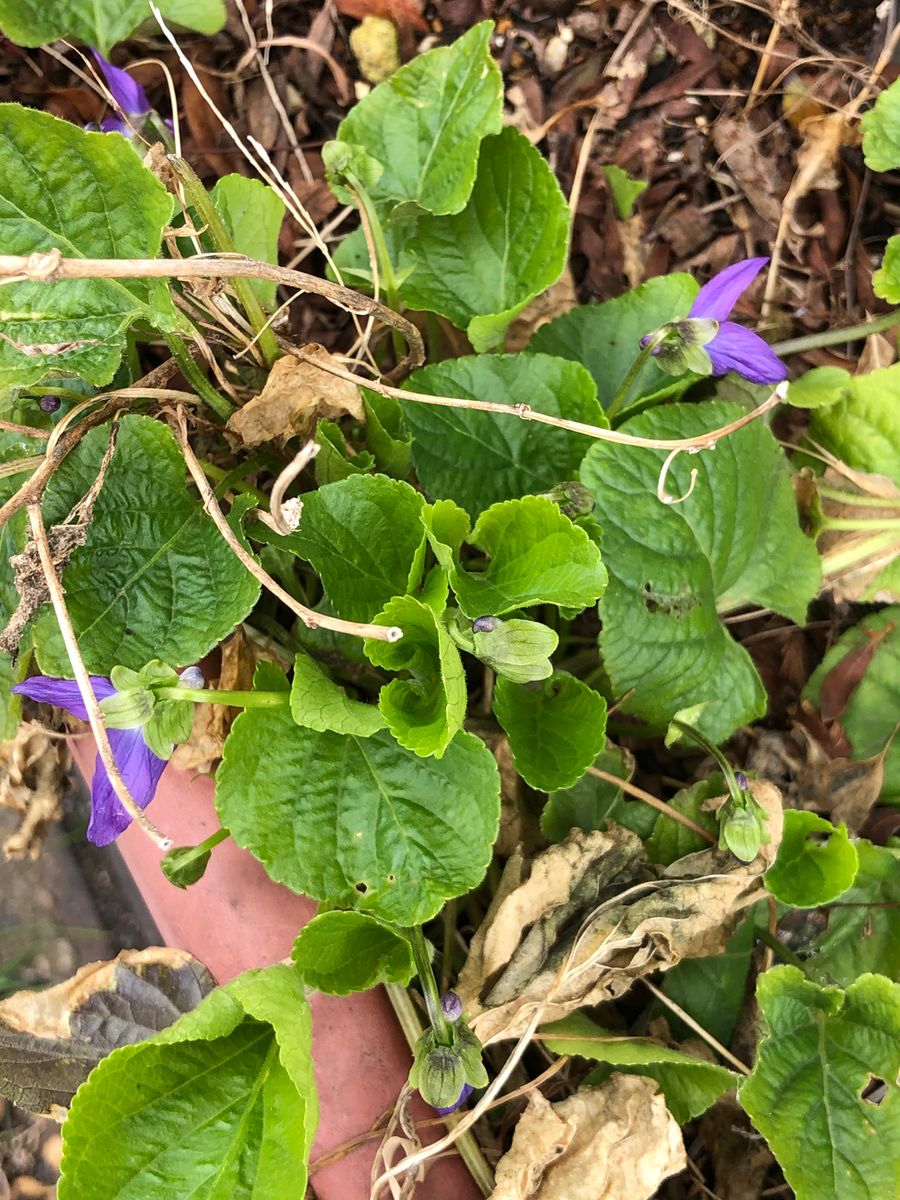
(687, 257, 787, 385)
(12, 674, 166, 846)
(90, 49, 151, 136)
(434, 1083, 473, 1116)
(642, 257, 787, 386)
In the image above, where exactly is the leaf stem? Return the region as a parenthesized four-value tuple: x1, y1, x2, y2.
(820, 516, 900, 532)
(156, 686, 289, 707)
(754, 926, 810, 973)
(606, 331, 666, 423)
(169, 156, 280, 368)
(772, 309, 900, 355)
(409, 925, 453, 1046)
(816, 483, 900, 508)
(165, 333, 233, 421)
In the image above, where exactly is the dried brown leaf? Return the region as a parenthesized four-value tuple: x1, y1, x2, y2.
(505, 269, 577, 352)
(226, 344, 364, 448)
(490, 1076, 686, 1200)
(459, 794, 782, 1044)
(711, 117, 786, 228)
(0, 948, 214, 1114)
(335, 0, 428, 32)
(789, 724, 893, 834)
(0, 722, 67, 861)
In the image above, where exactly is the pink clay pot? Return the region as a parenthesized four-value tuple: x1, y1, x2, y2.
(69, 739, 481, 1200)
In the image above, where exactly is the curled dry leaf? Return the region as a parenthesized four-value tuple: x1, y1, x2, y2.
(0, 720, 68, 861)
(789, 723, 892, 834)
(0, 948, 215, 1116)
(226, 344, 364, 448)
(458, 791, 782, 1044)
(490, 1075, 686, 1200)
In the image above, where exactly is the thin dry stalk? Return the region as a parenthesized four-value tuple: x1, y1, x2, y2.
(586, 766, 716, 843)
(642, 979, 750, 1074)
(171, 408, 403, 644)
(26, 503, 171, 848)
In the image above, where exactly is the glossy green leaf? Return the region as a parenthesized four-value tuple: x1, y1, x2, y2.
(0, 0, 225, 55)
(333, 22, 502, 216)
(786, 365, 852, 409)
(764, 810, 858, 908)
(59, 964, 316, 1200)
(291, 911, 414, 995)
(530, 275, 699, 411)
(580, 400, 821, 742)
(807, 363, 900, 485)
(216, 664, 499, 924)
(422, 495, 607, 620)
(285, 474, 426, 623)
(541, 742, 654, 841)
(602, 164, 648, 220)
(314, 420, 373, 485)
(873, 233, 900, 303)
(33, 417, 259, 674)
(493, 672, 606, 792)
(543, 1012, 737, 1123)
(645, 775, 721, 866)
(210, 175, 285, 308)
(738, 967, 900, 1200)
(861, 78, 900, 171)
(363, 391, 411, 478)
(401, 353, 605, 519)
(804, 607, 900, 799)
(812, 842, 900, 986)
(399, 127, 571, 351)
(0, 105, 174, 388)
(290, 651, 385, 737)
(364, 594, 466, 757)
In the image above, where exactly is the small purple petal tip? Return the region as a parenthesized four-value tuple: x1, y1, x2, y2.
(434, 1083, 473, 1116)
(440, 991, 463, 1022)
(91, 49, 151, 119)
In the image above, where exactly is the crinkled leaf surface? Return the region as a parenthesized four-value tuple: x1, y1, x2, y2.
(861, 78, 900, 171)
(334, 22, 501, 215)
(541, 743, 654, 841)
(805, 607, 900, 799)
(811, 842, 900, 987)
(530, 275, 699, 411)
(808, 363, 900, 485)
(0, 0, 225, 55)
(216, 664, 499, 924)
(33, 416, 260, 674)
(399, 127, 571, 351)
(494, 672, 606, 792)
(284, 474, 426, 623)
(401, 353, 605, 519)
(0, 105, 175, 387)
(422, 495, 607, 619)
(289, 651, 385, 737)
(291, 911, 414, 995)
(580, 401, 820, 742)
(873, 233, 900, 302)
(59, 964, 316, 1200)
(738, 967, 900, 1200)
(764, 810, 858, 908)
(210, 175, 285, 308)
(364, 594, 466, 757)
(543, 1012, 737, 1124)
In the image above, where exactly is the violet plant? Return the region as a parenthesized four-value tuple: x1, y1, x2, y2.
(0, 10, 897, 1200)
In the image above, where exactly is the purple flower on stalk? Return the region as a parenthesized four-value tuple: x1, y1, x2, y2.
(90, 49, 151, 135)
(643, 257, 787, 386)
(434, 1083, 473, 1116)
(12, 674, 166, 847)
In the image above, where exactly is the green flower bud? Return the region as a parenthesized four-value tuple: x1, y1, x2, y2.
(161, 843, 213, 889)
(720, 804, 764, 862)
(142, 698, 195, 761)
(472, 618, 558, 684)
(99, 686, 155, 730)
(538, 481, 595, 520)
(409, 1031, 467, 1110)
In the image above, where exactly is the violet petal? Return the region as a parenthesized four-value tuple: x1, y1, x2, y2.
(91, 49, 151, 118)
(689, 257, 769, 322)
(12, 675, 115, 721)
(705, 321, 788, 385)
(434, 1083, 473, 1116)
(88, 728, 166, 846)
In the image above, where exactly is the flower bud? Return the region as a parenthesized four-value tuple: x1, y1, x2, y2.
(99, 687, 155, 729)
(472, 617, 558, 684)
(539, 480, 595, 519)
(178, 665, 205, 690)
(39, 395, 60, 413)
(472, 616, 498, 634)
(441, 991, 463, 1022)
(161, 843, 212, 889)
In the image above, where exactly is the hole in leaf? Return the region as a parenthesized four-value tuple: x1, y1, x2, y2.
(387, 873, 396, 883)
(860, 1076, 887, 1105)
(805, 831, 832, 847)
(355, 881, 368, 894)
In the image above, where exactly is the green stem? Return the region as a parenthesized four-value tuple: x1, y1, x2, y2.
(156, 686, 289, 708)
(409, 925, 452, 1047)
(772, 309, 900, 356)
(817, 484, 900, 508)
(345, 171, 405, 363)
(671, 719, 742, 799)
(820, 516, 900, 532)
(170, 156, 280, 368)
(165, 334, 233, 421)
(606, 331, 666, 424)
(820, 529, 900, 575)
